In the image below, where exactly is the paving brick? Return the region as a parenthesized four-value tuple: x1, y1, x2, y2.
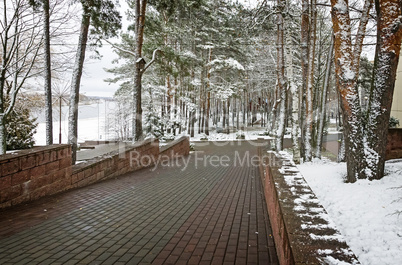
(0, 141, 278, 265)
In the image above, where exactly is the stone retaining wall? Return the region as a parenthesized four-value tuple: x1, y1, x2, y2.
(159, 136, 190, 159)
(70, 138, 159, 189)
(259, 150, 360, 265)
(0, 145, 72, 209)
(0, 137, 190, 209)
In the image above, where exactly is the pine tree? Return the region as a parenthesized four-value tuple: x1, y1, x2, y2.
(68, 0, 121, 164)
(5, 105, 38, 151)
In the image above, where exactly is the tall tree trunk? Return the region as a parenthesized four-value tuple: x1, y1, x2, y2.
(205, 48, 212, 135)
(316, 34, 334, 158)
(300, 0, 310, 161)
(222, 101, 226, 129)
(236, 98, 240, 129)
(232, 98, 235, 128)
(68, 8, 90, 164)
(132, 0, 147, 142)
(190, 97, 195, 137)
(161, 94, 165, 133)
(286, 16, 300, 163)
(133, 67, 143, 141)
(0, 1, 8, 154)
(366, 0, 402, 179)
(0, 115, 5, 155)
(304, 0, 317, 161)
(43, 0, 52, 145)
(199, 67, 204, 134)
(166, 75, 172, 134)
(331, 0, 366, 182)
(205, 91, 210, 134)
(275, 0, 287, 151)
(174, 78, 178, 135)
(227, 100, 230, 129)
(59, 98, 62, 144)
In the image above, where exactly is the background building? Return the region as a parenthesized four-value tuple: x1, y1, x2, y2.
(391, 54, 402, 127)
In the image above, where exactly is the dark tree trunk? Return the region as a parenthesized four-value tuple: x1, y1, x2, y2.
(68, 8, 90, 164)
(132, 0, 147, 142)
(166, 75, 172, 134)
(44, 0, 53, 145)
(133, 67, 143, 141)
(300, 0, 310, 160)
(275, 0, 287, 151)
(316, 34, 334, 158)
(331, 0, 366, 182)
(205, 48, 212, 135)
(366, 0, 402, 179)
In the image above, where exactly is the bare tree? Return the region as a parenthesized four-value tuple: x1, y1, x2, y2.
(0, 0, 44, 154)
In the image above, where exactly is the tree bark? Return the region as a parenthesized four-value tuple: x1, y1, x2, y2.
(0, 1, 8, 154)
(300, 0, 310, 160)
(205, 48, 212, 135)
(166, 75, 172, 134)
(132, 0, 147, 142)
(366, 0, 402, 179)
(68, 6, 90, 164)
(44, 0, 53, 146)
(275, 0, 287, 151)
(0, 114, 5, 155)
(316, 34, 334, 158)
(286, 16, 300, 163)
(304, 0, 317, 161)
(0, 1, 42, 154)
(331, 0, 367, 182)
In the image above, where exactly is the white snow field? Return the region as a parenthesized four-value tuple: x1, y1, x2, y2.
(34, 101, 118, 146)
(298, 159, 402, 265)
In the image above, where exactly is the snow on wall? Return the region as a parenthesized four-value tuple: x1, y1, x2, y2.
(261, 150, 360, 264)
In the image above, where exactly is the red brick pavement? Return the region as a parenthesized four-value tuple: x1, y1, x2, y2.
(0, 141, 278, 264)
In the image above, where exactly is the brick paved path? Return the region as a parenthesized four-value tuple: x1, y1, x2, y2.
(0, 141, 278, 264)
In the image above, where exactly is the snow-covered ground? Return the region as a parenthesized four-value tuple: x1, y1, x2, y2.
(298, 159, 402, 265)
(34, 101, 118, 145)
(33, 102, 274, 145)
(190, 129, 273, 142)
(34, 117, 273, 145)
(34, 117, 108, 146)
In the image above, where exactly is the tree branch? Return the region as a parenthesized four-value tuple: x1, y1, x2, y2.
(142, 49, 163, 72)
(103, 39, 136, 57)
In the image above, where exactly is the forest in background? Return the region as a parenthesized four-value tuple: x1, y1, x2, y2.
(1, 0, 401, 182)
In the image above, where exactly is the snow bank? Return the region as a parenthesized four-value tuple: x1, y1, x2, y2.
(298, 159, 402, 265)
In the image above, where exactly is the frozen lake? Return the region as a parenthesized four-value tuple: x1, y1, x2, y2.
(33, 100, 119, 145)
